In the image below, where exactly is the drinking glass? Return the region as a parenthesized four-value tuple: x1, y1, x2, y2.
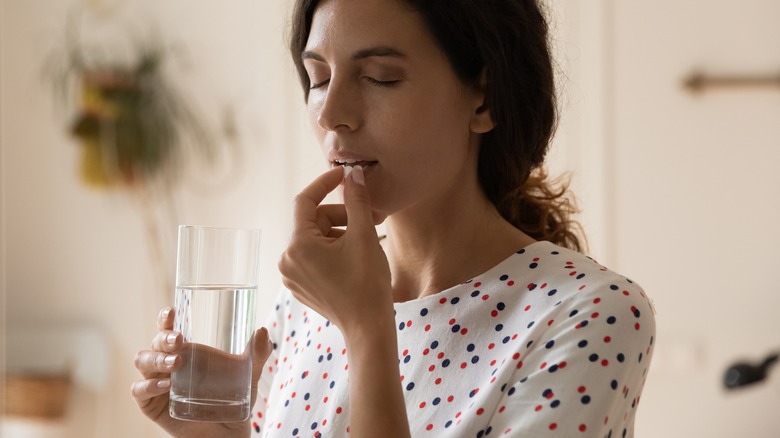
(169, 225, 261, 422)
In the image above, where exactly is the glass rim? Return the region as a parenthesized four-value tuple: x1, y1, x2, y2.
(178, 225, 261, 233)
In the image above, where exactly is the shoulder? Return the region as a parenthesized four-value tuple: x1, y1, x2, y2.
(484, 241, 656, 347)
(503, 241, 654, 319)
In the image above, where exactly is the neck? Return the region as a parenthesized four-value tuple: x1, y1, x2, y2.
(382, 189, 535, 303)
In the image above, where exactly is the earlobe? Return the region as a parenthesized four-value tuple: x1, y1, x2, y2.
(470, 69, 495, 134)
(471, 103, 495, 134)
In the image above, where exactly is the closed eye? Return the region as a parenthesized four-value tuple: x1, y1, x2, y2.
(310, 79, 330, 90)
(365, 77, 402, 87)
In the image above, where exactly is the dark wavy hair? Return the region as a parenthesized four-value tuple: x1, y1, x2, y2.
(289, 0, 584, 251)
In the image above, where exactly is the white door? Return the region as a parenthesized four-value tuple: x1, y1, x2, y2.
(604, 1, 780, 436)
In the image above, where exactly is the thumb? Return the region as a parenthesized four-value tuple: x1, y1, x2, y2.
(250, 327, 273, 396)
(343, 165, 375, 235)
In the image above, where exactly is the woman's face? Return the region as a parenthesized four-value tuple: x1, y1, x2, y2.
(303, 0, 490, 216)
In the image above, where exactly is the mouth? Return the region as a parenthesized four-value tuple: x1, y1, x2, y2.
(332, 159, 379, 171)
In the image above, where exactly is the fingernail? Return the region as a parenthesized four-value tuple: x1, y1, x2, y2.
(351, 165, 365, 186)
(161, 307, 172, 319)
(166, 333, 178, 344)
(164, 355, 177, 366)
(157, 379, 171, 389)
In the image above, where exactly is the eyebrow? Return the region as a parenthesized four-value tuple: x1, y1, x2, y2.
(302, 46, 407, 62)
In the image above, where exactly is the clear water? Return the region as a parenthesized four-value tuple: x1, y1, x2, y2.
(170, 285, 257, 422)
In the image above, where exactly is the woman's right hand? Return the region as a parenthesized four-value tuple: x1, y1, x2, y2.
(131, 307, 272, 437)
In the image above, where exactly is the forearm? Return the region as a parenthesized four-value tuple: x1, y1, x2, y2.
(343, 317, 410, 438)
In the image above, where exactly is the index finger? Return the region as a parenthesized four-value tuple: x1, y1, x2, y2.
(293, 167, 346, 232)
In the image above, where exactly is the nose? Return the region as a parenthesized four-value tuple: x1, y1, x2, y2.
(315, 76, 362, 132)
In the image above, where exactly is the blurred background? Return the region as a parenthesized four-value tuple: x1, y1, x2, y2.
(1, 0, 779, 437)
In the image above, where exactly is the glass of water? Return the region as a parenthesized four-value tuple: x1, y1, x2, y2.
(169, 225, 261, 422)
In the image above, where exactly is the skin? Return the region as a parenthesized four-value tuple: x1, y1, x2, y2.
(132, 0, 536, 435)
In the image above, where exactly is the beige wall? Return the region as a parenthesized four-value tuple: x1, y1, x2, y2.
(2, 0, 780, 437)
(1, 0, 306, 436)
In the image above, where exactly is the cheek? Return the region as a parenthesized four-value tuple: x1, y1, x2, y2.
(307, 101, 327, 140)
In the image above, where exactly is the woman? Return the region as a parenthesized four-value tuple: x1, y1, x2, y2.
(132, 0, 656, 436)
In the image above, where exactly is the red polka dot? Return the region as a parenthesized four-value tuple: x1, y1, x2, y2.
(460, 328, 468, 335)
(507, 281, 515, 286)
(476, 408, 485, 415)
(448, 395, 454, 402)
(425, 324, 431, 331)
(535, 404, 543, 412)
(604, 336, 612, 343)
(578, 386, 586, 393)
(549, 423, 558, 430)
(419, 401, 426, 408)
(336, 407, 343, 414)
(435, 378, 442, 385)
(461, 362, 468, 369)
(482, 294, 490, 301)
(601, 359, 609, 367)
(440, 297, 447, 304)
(429, 365, 436, 372)
(579, 424, 587, 432)
(635, 323, 641, 331)
(426, 424, 433, 431)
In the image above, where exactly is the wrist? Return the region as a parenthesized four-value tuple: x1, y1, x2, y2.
(341, 310, 397, 352)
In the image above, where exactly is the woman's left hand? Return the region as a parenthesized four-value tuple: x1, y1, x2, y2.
(278, 165, 392, 335)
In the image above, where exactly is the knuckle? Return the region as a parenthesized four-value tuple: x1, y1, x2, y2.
(133, 351, 146, 368)
(130, 380, 144, 398)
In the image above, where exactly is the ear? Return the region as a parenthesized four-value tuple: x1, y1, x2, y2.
(469, 69, 495, 134)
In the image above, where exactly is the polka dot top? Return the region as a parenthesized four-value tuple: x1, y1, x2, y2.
(252, 241, 655, 437)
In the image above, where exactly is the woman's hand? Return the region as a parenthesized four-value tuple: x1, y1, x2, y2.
(279, 165, 410, 437)
(131, 307, 273, 438)
(278, 165, 392, 335)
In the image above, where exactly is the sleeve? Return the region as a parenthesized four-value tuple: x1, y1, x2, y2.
(488, 278, 656, 437)
(251, 286, 290, 435)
